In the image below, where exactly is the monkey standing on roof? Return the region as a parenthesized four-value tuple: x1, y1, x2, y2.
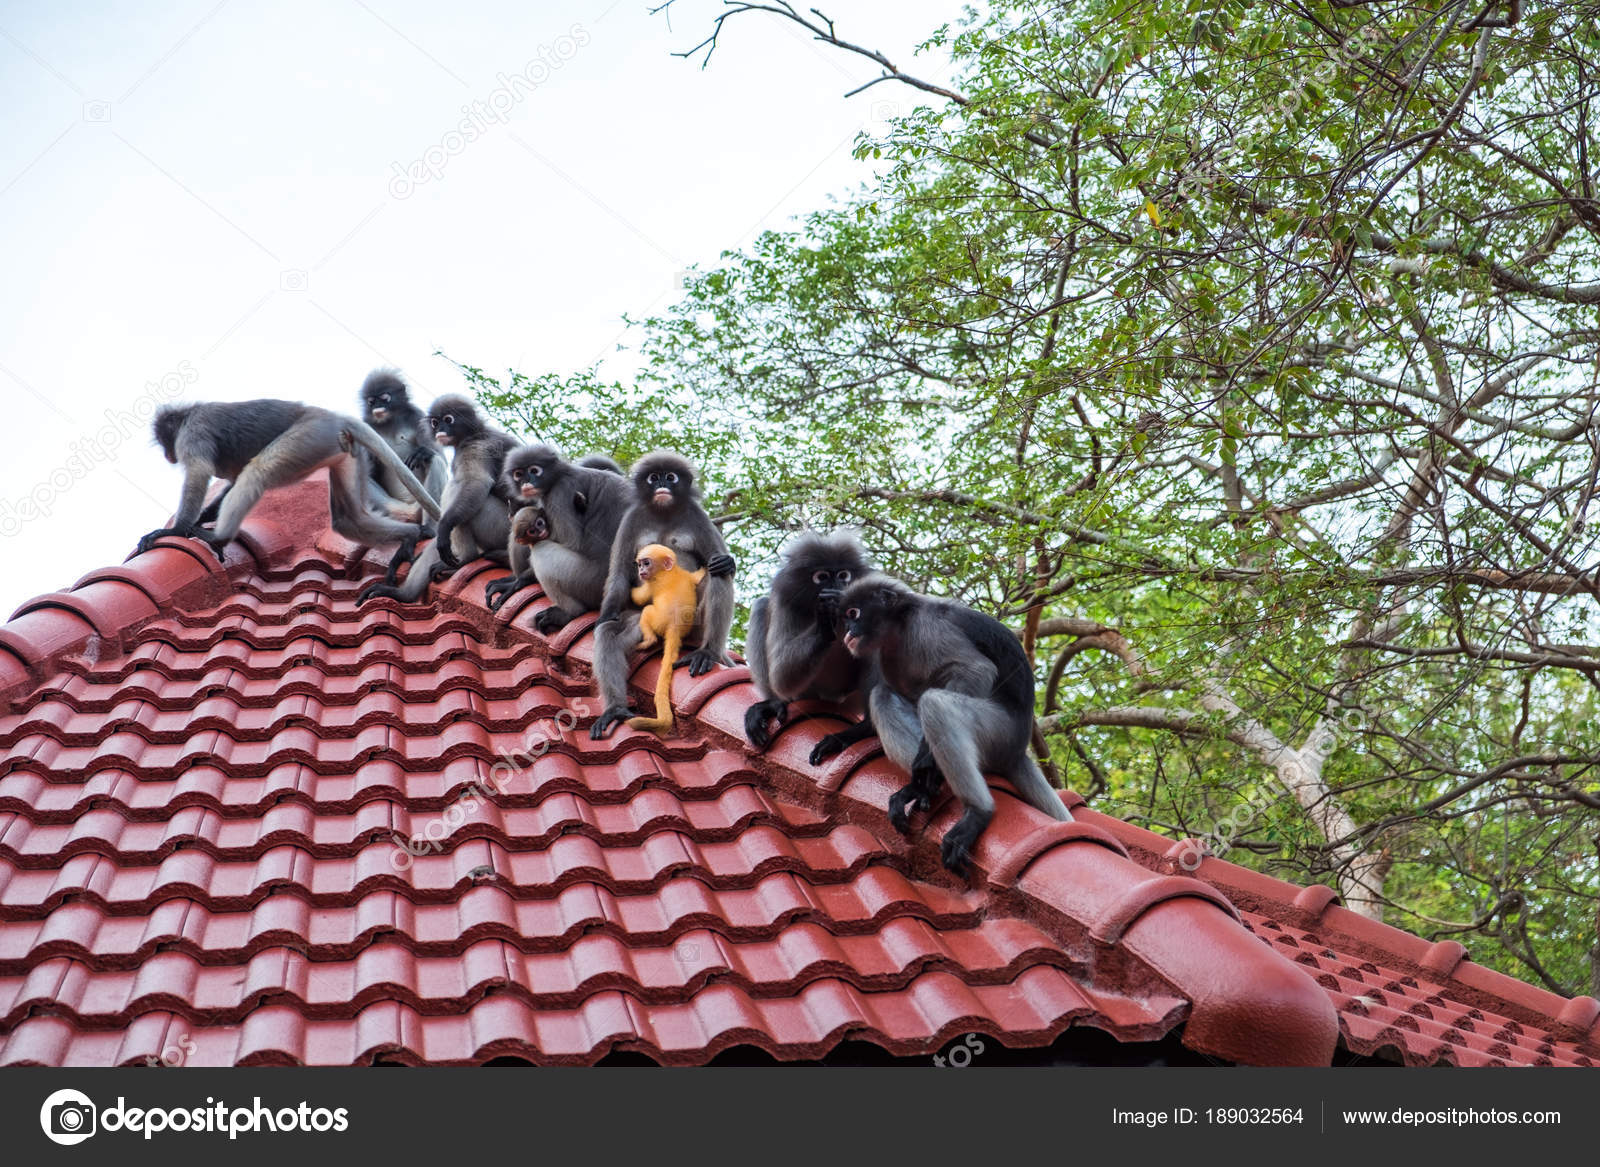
(626, 544, 706, 736)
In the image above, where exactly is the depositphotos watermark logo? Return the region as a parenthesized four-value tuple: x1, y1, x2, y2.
(40, 1089, 97, 1146)
(39, 1088, 350, 1143)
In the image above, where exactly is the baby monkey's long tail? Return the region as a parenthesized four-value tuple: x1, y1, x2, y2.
(627, 624, 681, 735)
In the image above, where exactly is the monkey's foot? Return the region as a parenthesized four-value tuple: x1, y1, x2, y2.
(588, 705, 636, 740)
(357, 581, 404, 604)
(383, 543, 416, 585)
(743, 698, 789, 750)
(677, 647, 723, 677)
(195, 534, 230, 561)
(532, 607, 573, 635)
(483, 575, 520, 611)
(809, 732, 848, 766)
(887, 783, 933, 836)
(939, 809, 993, 876)
(384, 537, 419, 585)
(134, 525, 205, 556)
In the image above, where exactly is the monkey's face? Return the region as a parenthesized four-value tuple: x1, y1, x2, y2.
(424, 396, 479, 448)
(513, 511, 550, 546)
(636, 551, 674, 581)
(151, 407, 189, 465)
(839, 582, 902, 657)
(640, 468, 686, 510)
(809, 563, 857, 609)
(506, 454, 556, 502)
(425, 411, 458, 447)
(365, 394, 390, 424)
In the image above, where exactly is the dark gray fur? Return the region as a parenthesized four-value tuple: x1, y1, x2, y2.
(483, 444, 630, 628)
(575, 453, 625, 475)
(833, 576, 1070, 874)
(357, 394, 516, 604)
(137, 399, 443, 559)
(589, 450, 735, 739)
(744, 530, 876, 750)
(360, 369, 449, 520)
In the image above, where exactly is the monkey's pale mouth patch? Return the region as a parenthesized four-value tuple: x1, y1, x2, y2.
(520, 485, 538, 498)
(843, 634, 862, 656)
(370, 408, 389, 422)
(652, 488, 673, 504)
(436, 434, 453, 446)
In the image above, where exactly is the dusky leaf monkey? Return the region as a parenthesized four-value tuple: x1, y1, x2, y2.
(624, 544, 706, 736)
(483, 444, 631, 628)
(135, 400, 443, 560)
(834, 577, 1070, 874)
(357, 394, 517, 604)
(360, 369, 449, 522)
(589, 451, 736, 739)
(744, 530, 878, 752)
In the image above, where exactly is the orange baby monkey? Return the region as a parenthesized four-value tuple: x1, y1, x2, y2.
(627, 543, 706, 735)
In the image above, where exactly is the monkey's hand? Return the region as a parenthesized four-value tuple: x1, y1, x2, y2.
(533, 607, 573, 635)
(888, 782, 934, 836)
(705, 553, 736, 579)
(815, 593, 842, 638)
(910, 739, 945, 791)
(385, 537, 420, 586)
(483, 575, 521, 611)
(358, 581, 401, 605)
(743, 698, 789, 750)
(405, 447, 435, 476)
(676, 647, 724, 677)
(808, 732, 849, 766)
(940, 808, 992, 877)
(589, 705, 636, 740)
(134, 527, 188, 555)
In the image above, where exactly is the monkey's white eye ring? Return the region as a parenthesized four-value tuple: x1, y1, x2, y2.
(837, 571, 852, 583)
(665, 472, 679, 483)
(845, 608, 861, 620)
(812, 570, 829, 584)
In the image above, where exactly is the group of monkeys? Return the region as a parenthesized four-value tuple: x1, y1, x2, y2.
(135, 371, 1070, 873)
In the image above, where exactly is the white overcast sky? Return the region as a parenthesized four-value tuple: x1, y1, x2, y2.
(0, 0, 968, 620)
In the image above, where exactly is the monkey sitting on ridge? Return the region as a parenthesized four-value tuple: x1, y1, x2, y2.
(625, 543, 706, 736)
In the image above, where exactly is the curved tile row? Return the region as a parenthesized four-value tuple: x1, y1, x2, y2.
(19, 655, 580, 714)
(0, 869, 984, 972)
(0, 918, 1081, 1027)
(0, 780, 831, 865)
(0, 826, 896, 917)
(1, 967, 1184, 1066)
(0, 751, 757, 821)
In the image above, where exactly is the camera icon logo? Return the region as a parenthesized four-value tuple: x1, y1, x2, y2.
(82, 101, 112, 122)
(39, 1088, 97, 1146)
(279, 269, 308, 292)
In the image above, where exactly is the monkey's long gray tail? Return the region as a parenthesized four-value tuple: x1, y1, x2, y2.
(342, 418, 444, 521)
(1014, 756, 1074, 822)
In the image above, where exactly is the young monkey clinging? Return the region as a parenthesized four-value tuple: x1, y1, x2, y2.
(627, 543, 706, 735)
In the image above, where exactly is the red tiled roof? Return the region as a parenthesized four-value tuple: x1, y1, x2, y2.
(0, 474, 1593, 1067)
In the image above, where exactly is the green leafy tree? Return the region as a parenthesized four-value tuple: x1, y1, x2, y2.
(464, 0, 1600, 992)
